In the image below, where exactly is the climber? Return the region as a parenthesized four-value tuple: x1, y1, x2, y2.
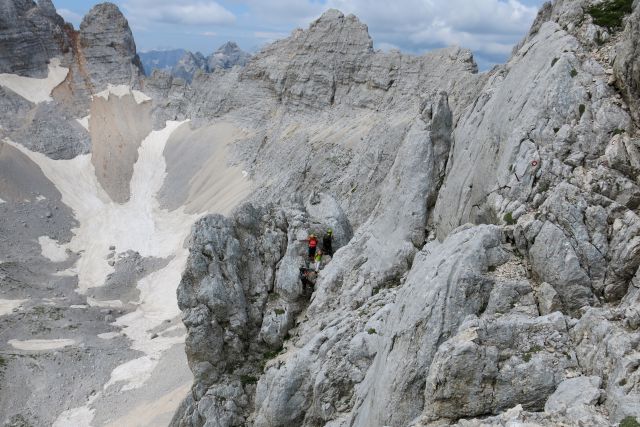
(305, 233, 318, 260)
(299, 266, 316, 297)
(322, 229, 333, 256)
(314, 249, 323, 272)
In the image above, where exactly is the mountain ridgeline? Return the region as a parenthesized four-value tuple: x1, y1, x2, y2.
(139, 42, 252, 82)
(0, 0, 639, 426)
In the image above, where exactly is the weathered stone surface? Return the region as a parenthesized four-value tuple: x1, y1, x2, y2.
(614, 2, 640, 122)
(79, 2, 143, 90)
(89, 89, 152, 203)
(529, 221, 593, 314)
(172, 2, 640, 426)
(0, 0, 69, 77)
(535, 282, 562, 315)
(544, 376, 602, 415)
(207, 42, 251, 71)
(172, 51, 207, 83)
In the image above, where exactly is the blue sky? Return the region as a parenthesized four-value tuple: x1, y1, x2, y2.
(52, 0, 547, 69)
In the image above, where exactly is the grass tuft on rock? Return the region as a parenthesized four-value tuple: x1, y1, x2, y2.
(587, 0, 634, 30)
(240, 374, 258, 386)
(503, 212, 516, 225)
(620, 417, 640, 427)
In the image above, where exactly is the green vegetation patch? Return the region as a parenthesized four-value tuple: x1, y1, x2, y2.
(587, 0, 634, 30)
(263, 348, 282, 360)
(274, 308, 285, 316)
(240, 375, 258, 386)
(367, 328, 377, 335)
(503, 212, 516, 225)
(570, 68, 578, 78)
(620, 417, 640, 427)
(579, 104, 586, 118)
(522, 345, 543, 362)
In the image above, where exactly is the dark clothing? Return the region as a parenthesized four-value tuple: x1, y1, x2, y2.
(322, 234, 333, 256)
(299, 267, 316, 297)
(308, 246, 317, 259)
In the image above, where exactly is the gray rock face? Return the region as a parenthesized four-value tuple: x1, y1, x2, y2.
(174, 197, 352, 426)
(0, 0, 68, 77)
(172, 51, 207, 83)
(78, 2, 143, 90)
(89, 89, 152, 203)
(10, 100, 91, 159)
(173, 1, 640, 426)
(0, 1, 148, 160)
(207, 42, 251, 71)
(614, 2, 640, 122)
(142, 43, 250, 83)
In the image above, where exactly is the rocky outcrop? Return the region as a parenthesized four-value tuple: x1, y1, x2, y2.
(140, 43, 250, 83)
(208, 42, 251, 71)
(89, 87, 152, 203)
(174, 1, 640, 427)
(173, 197, 351, 426)
(0, 1, 147, 160)
(78, 2, 143, 90)
(172, 51, 207, 83)
(614, 1, 640, 123)
(0, 0, 69, 77)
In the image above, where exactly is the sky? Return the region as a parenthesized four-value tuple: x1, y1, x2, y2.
(51, 0, 548, 70)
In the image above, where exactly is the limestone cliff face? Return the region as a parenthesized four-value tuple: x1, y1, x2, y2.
(78, 2, 143, 90)
(174, 1, 640, 426)
(0, 0, 69, 77)
(0, 1, 145, 160)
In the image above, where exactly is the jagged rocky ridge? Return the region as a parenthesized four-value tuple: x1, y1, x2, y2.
(140, 42, 251, 83)
(0, 1, 144, 159)
(169, 2, 640, 427)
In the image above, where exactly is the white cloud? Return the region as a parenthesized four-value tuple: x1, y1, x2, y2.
(201, 31, 218, 36)
(58, 8, 83, 26)
(123, 0, 236, 26)
(254, 31, 289, 40)
(233, 0, 324, 26)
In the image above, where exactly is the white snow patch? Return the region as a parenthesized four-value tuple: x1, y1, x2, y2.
(6, 121, 195, 294)
(70, 304, 88, 309)
(104, 356, 156, 391)
(76, 115, 90, 131)
(94, 84, 151, 104)
(0, 299, 27, 316)
(38, 236, 69, 262)
(98, 332, 121, 340)
(52, 406, 95, 427)
(5, 121, 198, 391)
(87, 297, 123, 309)
(53, 392, 99, 427)
(54, 267, 78, 277)
(9, 339, 75, 351)
(0, 58, 68, 104)
(0, 197, 6, 204)
(7, 118, 249, 401)
(36, 195, 46, 201)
